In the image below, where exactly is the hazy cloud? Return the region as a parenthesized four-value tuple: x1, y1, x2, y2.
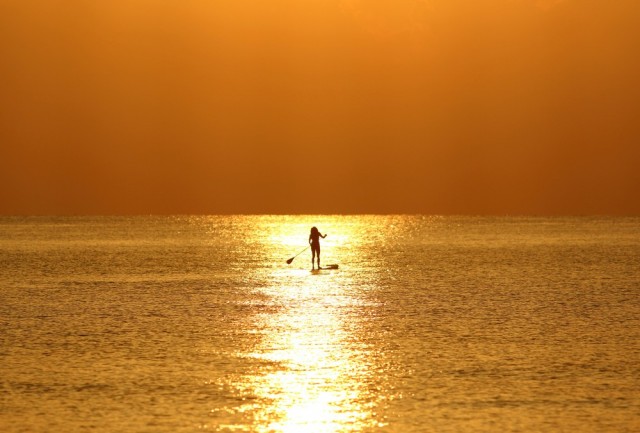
(340, 0, 432, 36)
(1, 1, 638, 214)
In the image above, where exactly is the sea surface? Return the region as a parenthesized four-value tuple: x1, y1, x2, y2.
(1, 216, 639, 433)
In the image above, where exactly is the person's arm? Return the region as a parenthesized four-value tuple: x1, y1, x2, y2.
(309, 234, 313, 245)
(321, 233, 327, 239)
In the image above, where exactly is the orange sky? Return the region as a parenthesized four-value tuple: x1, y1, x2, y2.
(1, 0, 639, 215)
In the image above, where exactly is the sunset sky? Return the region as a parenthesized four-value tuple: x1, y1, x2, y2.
(1, 0, 639, 215)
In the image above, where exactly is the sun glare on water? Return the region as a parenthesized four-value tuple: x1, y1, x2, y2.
(249, 303, 370, 433)
(232, 216, 388, 432)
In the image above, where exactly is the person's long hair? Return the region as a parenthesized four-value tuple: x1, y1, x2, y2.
(310, 226, 319, 236)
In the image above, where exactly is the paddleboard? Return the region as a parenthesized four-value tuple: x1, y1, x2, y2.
(321, 264, 339, 270)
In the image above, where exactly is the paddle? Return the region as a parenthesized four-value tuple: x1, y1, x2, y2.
(286, 246, 309, 264)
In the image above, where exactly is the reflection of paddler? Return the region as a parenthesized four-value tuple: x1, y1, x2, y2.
(309, 226, 327, 270)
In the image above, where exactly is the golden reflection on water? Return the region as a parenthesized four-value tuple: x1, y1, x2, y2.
(243, 217, 385, 432)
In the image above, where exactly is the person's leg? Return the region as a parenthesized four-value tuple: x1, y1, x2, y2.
(317, 245, 321, 268)
(311, 248, 316, 269)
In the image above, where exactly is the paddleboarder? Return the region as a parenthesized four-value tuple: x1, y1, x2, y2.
(309, 226, 327, 270)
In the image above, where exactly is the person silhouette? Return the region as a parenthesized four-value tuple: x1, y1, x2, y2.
(309, 226, 327, 270)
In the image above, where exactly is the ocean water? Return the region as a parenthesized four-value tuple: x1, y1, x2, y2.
(1, 216, 639, 433)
